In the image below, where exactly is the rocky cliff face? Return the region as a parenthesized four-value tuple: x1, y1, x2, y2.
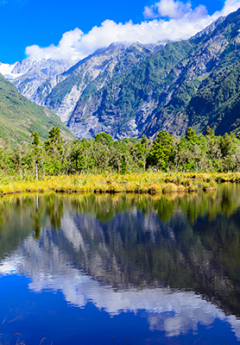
(1, 43, 157, 126)
(67, 12, 240, 139)
(40, 42, 157, 124)
(10, 58, 75, 102)
(2, 8, 240, 139)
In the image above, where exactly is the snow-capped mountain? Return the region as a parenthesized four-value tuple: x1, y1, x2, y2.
(0, 42, 162, 124)
(0, 61, 20, 80)
(0, 57, 77, 101)
(2, 8, 240, 140)
(12, 58, 77, 101)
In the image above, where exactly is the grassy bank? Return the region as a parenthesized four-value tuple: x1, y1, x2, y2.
(0, 171, 237, 195)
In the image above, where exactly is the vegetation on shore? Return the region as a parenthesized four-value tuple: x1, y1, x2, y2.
(1, 172, 238, 195)
(2, 124, 240, 194)
(2, 124, 240, 176)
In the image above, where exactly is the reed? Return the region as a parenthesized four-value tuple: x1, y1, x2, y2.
(0, 172, 237, 196)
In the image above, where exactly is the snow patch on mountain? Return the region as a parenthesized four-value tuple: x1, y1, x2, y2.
(0, 62, 23, 80)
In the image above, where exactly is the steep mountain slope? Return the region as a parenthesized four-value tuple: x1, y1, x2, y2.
(3, 8, 240, 139)
(10, 58, 75, 102)
(0, 74, 74, 144)
(64, 9, 240, 139)
(186, 51, 240, 134)
(0, 43, 157, 125)
(36, 42, 159, 124)
(66, 14, 234, 139)
(68, 40, 194, 138)
(144, 9, 240, 137)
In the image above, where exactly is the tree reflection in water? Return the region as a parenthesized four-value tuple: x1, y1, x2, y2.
(1, 184, 240, 325)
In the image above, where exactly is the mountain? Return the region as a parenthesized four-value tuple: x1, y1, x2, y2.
(3, 57, 76, 101)
(0, 74, 74, 145)
(68, 40, 194, 138)
(65, 9, 240, 139)
(0, 42, 162, 126)
(67, 14, 234, 139)
(35, 42, 161, 124)
(143, 10, 240, 137)
(3, 8, 240, 139)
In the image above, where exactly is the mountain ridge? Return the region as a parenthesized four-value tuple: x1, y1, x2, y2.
(0, 74, 74, 145)
(2, 8, 240, 139)
(67, 7, 240, 139)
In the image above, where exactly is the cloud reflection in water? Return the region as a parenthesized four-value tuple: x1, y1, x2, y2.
(1, 236, 240, 340)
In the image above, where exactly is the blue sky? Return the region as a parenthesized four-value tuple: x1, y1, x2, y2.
(0, 0, 238, 63)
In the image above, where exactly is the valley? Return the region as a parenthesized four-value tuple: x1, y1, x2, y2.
(2, 10, 240, 140)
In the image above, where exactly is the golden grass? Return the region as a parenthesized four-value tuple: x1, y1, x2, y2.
(0, 171, 238, 196)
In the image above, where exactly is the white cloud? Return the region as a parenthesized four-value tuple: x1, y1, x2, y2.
(26, 28, 83, 62)
(144, 0, 240, 19)
(25, 0, 240, 63)
(219, 0, 240, 16)
(144, 0, 193, 19)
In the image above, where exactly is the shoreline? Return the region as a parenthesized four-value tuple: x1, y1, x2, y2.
(0, 172, 228, 196)
(1, 171, 240, 197)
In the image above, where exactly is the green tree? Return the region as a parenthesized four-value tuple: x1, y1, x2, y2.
(185, 127, 199, 143)
(206, 126, 215, 137)
(95, 132, 114, 146)
(148, 130, 173, 170)
(220, 133, 235, 158)
(70, 140, 86, 173)
(44, 127, 64, 156)
(140, 135, 152, 171)
(44, 127, 65, 175)
(31, 132, 42, 180)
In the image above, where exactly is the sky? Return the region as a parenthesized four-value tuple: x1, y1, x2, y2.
(0, 0, 240, 64)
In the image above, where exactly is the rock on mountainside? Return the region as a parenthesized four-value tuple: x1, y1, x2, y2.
(9, 58, 75, 101)
(0, 56, 77, 109)
(0, 74, 74, 145)
(68, 40, 194, 139)
(36, 42, 160, 124)
(67, 9, 240, 139)
(68, 14, 237, 139)
(0, 42, 162, 127)
(2, 8, 240, 139)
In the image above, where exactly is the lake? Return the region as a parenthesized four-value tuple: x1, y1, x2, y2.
(1, 184, 240, 344)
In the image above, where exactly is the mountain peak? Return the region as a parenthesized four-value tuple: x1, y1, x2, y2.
(3, 6, 240, 139)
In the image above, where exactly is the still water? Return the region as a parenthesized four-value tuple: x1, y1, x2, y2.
(1, 184, 240, 344)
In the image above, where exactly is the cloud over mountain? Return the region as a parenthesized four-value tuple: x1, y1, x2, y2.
(25, 28, 84, 62)
(25, 0, 240, 62)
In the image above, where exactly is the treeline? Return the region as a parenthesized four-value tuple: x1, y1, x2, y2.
(2, 125, 240, 177)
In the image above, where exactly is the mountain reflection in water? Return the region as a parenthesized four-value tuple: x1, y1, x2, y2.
(1, 184, 240, 343)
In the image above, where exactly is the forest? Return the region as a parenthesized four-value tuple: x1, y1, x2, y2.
(2, 125, 240, 178)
